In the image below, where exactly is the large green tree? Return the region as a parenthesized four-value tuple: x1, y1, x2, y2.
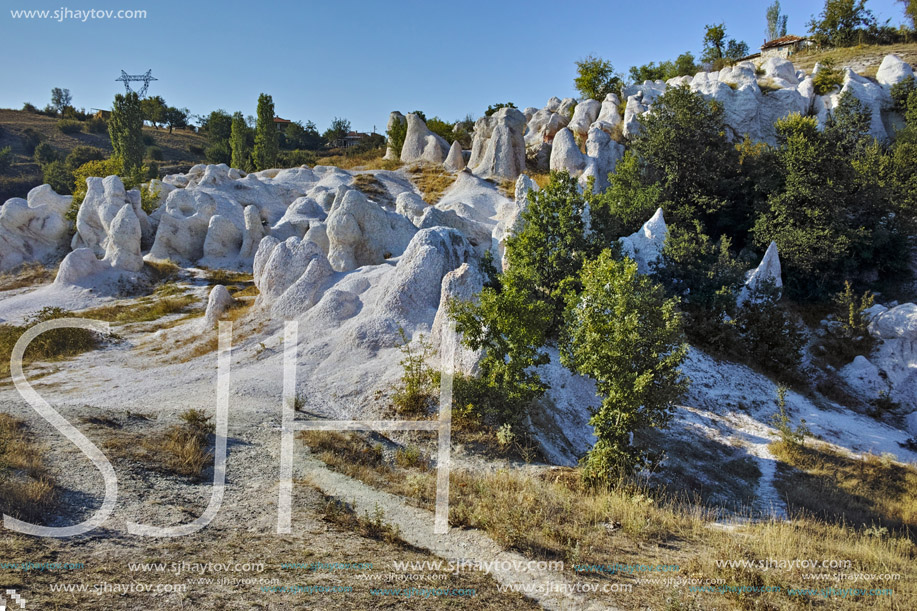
(230, 111, 251, 171)
(108, 92, 143, 175)
(766, 1, 789, 40)
(561, 252, 688, 481)
(574, 55, 623, 101)
(901, 0, 917, 28)
(808, 0, 877, 47)
(253, 93, 279, 171)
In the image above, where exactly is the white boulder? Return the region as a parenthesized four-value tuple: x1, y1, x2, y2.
(443, 140, 466, 172)
(200, 284, 236, 330)
(876, 54, 914, 91)
(618, 208, 667, 274)
(737, 241, 783, 306)
(325, 189, 417, 272)
(468, 107, 527, 181)
(0, 185, 72, 272)
(400, 113, 450, 164)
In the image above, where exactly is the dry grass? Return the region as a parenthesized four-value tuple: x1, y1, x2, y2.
(790, 42, 917, 76)
(0, 262, 56, 291)
(312, 148, 402, 171)
(300, 429, 917, 610)
(102, 408, 214, 480)
(407, 164, 457, 203)
(79, 294, 196, 325)
(528, 172, 552, 189)
(0, 414, 56, 522)
(318, 494, 406, 546)
(0, 307, 104, 378)
(772, 440, 917, 533)
(352, 173, 394, 206)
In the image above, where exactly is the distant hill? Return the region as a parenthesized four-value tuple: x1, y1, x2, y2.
(787, 42, 917, 77)
(0, 108, 208, 202)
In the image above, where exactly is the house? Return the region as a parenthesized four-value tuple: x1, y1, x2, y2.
(336, 131, 371, 148)
(273, 116, 293, 128)
(760, 35, 811, 59)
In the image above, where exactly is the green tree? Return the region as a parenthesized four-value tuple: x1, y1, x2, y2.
(0, 146, 13, 175)
(33, 142, 60, 166)
(808, 0, 877, 47)
(561, 252, 688, 481)
(449, 266, 553, 425)
(108, 92, 143, 175)
(65, 146, 105, 172)
(702, 23, 727, 63)
(655, 222, 745, 351)
(505, 171, 601, 329)
(766, 1, 789, 40)
(574, 55, 623, 101)
(901, 0, 917, 28)
(253, 94, 279, 171)
(42, 160, 72, 194)
(140, 95, 167, 127)
(202, 110, 232, 143)
(162, 106, 189, 133)
(591, 86, 742, 239)
(734, 281, 804, 378)
(230, 111, 251, 171)
(50, 87, 72, 115)
(322, 117, 351, 146)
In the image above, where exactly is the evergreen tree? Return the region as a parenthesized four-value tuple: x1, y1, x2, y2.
(252, 93, 279, 171)
(230, 111, 250, 171)
(108, 92, 143, 175)
(766, 1, 789, 40)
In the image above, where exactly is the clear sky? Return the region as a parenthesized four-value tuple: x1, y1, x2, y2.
(1, 0, 909, 132)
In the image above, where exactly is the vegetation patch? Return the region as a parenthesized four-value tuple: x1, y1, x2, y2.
(0, 307, 105, 378)
(407, 164, 457, 203)
(0, 263, 56, 292)
(0, 414, 56, 523)
(352, 173, 394, 206)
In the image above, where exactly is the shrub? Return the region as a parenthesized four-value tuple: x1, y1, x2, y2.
(391, 331, 439, 416)
(386, 115, 407, 158)
(21, 102, 38, 113)
(205, 141, 230, 164)
(734, 281, 804, 381)
(484, 102, 516, 117)
(42, 160, 72, 194)
(56, 119, 83, 134)
(33, 142, 59, 166)
(813, 60, 844, 95)
(142, 133, 155, 146)
(146, 145, 164, 160)
(890, 76, 916, 113)
(86, 115, 107, 133)
(0, 146, 12, 175)
(65, 145, 105, 171)
(189, 144, 205, 156)
(20, 128, 41, 155)
(278, 149, 315, 167)
(771, 385, 809, 453)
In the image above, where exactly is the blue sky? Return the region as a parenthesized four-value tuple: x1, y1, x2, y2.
(1, 0, 909, 132)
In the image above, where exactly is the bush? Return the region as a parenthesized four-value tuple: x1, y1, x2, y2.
(20, 128, 41, 155)
(734, 281, 804, 381)
(21, 102, 38, 113)
(391, 331, 439, 416)
(484, 102, 516, 117)
(205, 141, 230, 164)
(65, 145, 105, 172)
(33, 142, 59, 166)
(146, 145, 164, 161)
(890, 76, 916, 113)
(86, 115, 107, 133)
(189, 144, 205, 156)
(42, 160, 72, 194)
(142, 133, 155, 146)
(0, 146, 12, 175)
(386, 116, 407, 159)
(813, 60, 844, 95)
(278, 149, 316, 167)
(56, 119, 83, 134)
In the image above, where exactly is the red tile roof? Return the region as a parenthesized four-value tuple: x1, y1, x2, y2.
(762, 35, 806, 49)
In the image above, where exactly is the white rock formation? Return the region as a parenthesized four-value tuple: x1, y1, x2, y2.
(202, 214, 243, 263)
(876, 54, 914, 91)
(618, 208, 667, 274)
(103, 204, 144, 272)
(253, 235, 334, 317)
(580, 126, 624, 191)
(400, 113, 450, 164)
(443, 140, 466, 172)
(325, 189, 417, 272)
(468, 107, 527, 180)
(200, 284, 236, 330)
(549, 128, 586, 175)
(492, 174, 536, 271)
(53, 248, 110, 286)
(73, 175, 150, 259)
(0, 185, 73, 272)
(568, 99, 601, 137)
(416, 207, 491, 256)
(239, 205, 266, 261)
(737, 241, 783, 306)
(432, 262, 485, 375)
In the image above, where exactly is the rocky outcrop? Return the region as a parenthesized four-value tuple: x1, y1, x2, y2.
(431, 262, 485, 375)
(618, 208, 667, 274)
(580, 126, 624, 192)
(400, 113, 450, 164)
(567, 99, 601, 137)
(73, 175, 150, 259)
(549, 128, 586, 175)
(0, 184, 72, 272)
(253, 235, 334, 317)
(325, 189, 417, 272)
(492, 174, 536, 271)
(737, 241, 782, 306)
(416, 207, 491, 256)
(443, 141, 466, 172)
(103, 204, 144, 272)
(468, 107, 526, 180)
(200, 284, 236, 330)
(876, 54, 914, 91)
